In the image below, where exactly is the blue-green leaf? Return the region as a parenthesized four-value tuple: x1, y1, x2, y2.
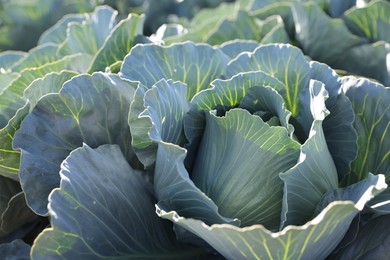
(9, 43, 59, 72)
(0, 72, 19, 94)
(155, 142, 237, 226)
(369, 188, 390, 213)
(314, 173, 387, 215)
(251, 2, 296, 38)
(260, 15, 290, 44)
(0, 0, 97, 51)
(238, 83, 294, 136)
(88, 13, 146, 73)
(0, 106, 27, 181)
(38, 14, 85, 45)
(0, 51, 26, 70)
(193, 71, 286, 111)
(218, 40, 259, 59)
(341, 77, 390, 211)
(0, 71, 78, 180)
(206, 10, 262, 45)
(0, 176, 20, 215)
(249, 0, 285, 12)
(342, 77, 389, 182)
(0, 53, 86, 128)
(226, 44, 358, 178)
(330, 213, 390, 259)
(32, 144, 202, 259)
(130, 79, 190, 168)
(24, 71, 79, 110)
(280, 80, 339, 228)
(191, 109, 300, 229)
(163, 3, 238, 45)
(226, 44, 311, 132)
(1, 192, 37, 235)
(343, 0, 390, 43)
(120, 42, 230, 100)
(158, 174, 386, 259)
(291, 2, 363, 65)
(151, 24, 187, 42)
(0, 239, 30, 259)
(186, 71, 290, 166)
(57, 6, 118, 59)
(291, 1, 390, 85)
(327, 0, 355, 17)
(310, 61, 357, 178)
(0, 177, 36, 241)
(13, 73, 139, 215)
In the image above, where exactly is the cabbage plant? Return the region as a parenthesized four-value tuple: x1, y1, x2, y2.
(8, 41, 388, 258)
(0, 2, 389, 258)
(121, 42, 388, 258)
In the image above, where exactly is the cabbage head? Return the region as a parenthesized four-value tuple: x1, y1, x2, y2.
(121, 42, 388, 259)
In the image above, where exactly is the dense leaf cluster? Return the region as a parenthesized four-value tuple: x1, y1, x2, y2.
(0, 0, 389, 259)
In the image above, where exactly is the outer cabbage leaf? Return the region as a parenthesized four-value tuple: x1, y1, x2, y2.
(342, 77, 389, 181)
(280, 80, 338, 228)
(309, 61, 357, 178)
(293, 0, 365, 61)
(218, 40, 259, 59)
(13, 73, 139, 215)
(0, 176, 37, 242)
(0, 53, 86, 127)
(330, 214, 390, 259)
(120, 42, 230, 100)
(0, 106, 26, 181)
(0, 176, 21, 217)
(32, 144, 204, 259)
(250, 2, 296, 39)
(327, 0, 356, 17)
(0, 239, 30, 259)
(0, 72, 19, 94)
(130, 79, 191, 168)
(88, 13, 146, 73)
(343, 0, 390, 43)
(205, 10, 262, 45)
(341, 77, 390, 211)
(338, 41, 390, 86)
(163, 4, 288, 46)
(1, 192, 37, 235)
(57, 6, 118, 61)
(259, 15, 290, 44)
(9, 44, 59, 72)
(249, 0, 287, 11)
(157, 174, 386, 259)
(0, 51, 26, 70)
(38, 14, 85, 45)
(24, 71, 79, 110)
(291, 1, 390, 86)
(0, 71, 78, 180)
(163, 3, 238, 44)
(314, 173, 387, 214)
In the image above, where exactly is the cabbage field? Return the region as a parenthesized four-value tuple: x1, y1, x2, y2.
(0, 0, 389, 259)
